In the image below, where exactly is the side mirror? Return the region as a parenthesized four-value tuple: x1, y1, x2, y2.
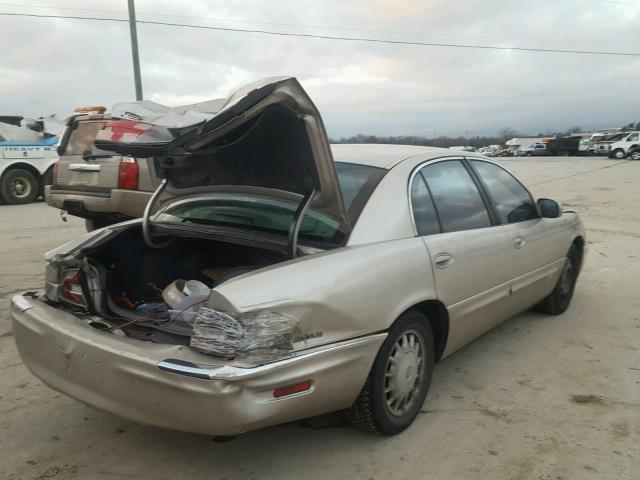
(537, 198, 561, 218)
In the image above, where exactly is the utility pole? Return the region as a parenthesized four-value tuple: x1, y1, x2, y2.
(128, 0, 143, 100)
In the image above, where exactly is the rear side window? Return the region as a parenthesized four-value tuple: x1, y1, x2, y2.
(470, 160, 537, 224)
(410, 173, 440, 236)
(421, 160, 492, 233)
(64, 121, 110, 156)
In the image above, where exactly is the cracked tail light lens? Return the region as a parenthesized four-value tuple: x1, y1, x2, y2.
(60, 269, 87, 308)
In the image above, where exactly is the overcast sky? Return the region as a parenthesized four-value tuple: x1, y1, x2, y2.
(1, 0, 639, 137)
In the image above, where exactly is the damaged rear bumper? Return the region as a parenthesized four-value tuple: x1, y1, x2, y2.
(11, 294, 384, 436)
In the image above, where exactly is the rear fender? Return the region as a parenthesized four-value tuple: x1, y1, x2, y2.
(211, 237, 437, 351)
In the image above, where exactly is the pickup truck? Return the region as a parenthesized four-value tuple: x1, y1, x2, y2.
(608, 131, 639, 159)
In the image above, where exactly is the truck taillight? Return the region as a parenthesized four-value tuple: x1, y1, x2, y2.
(118, 158, 139, 190)
(60, 270, 87, 308)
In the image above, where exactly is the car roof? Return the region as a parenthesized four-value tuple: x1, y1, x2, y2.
(330, 143, 469, 169)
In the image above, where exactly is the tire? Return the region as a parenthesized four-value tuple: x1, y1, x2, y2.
(536, 245, 579, 315)
(0, 169, 39, 205)
(612, 149, 626, 160)
(348, 310, 435, 435)
(85, 218, 114, 232)
(629, 150, 640, 161)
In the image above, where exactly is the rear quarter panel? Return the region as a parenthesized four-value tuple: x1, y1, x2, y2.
(211, 237, 437, 351)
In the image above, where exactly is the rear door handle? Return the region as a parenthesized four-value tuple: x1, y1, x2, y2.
(434, 252, 454, 269)
(513, 236, 526, 249)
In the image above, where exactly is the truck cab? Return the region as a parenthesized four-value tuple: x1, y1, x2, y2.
(609, 131, 639, 159)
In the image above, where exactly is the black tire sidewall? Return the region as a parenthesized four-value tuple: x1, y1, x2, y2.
(370, 311, 435, 434)
(555, 246, 579, 312)
(1, 169, 39, 205)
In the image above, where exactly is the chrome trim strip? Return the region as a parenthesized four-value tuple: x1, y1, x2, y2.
(69, 163, 101, 172)
(157, 333, 387, 381)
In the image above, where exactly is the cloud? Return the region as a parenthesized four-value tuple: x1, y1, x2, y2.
(1, 0, 639, 136)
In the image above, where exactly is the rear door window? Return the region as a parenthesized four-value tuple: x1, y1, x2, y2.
(421, 160, 492, 233)
(410, 172, 440, 236)
(64, 121, 110, 156)
(470, 160, 537, 224)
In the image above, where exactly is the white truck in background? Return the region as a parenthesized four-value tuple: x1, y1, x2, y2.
(608, 131, 640, 159)
(0, 116, 61, 204)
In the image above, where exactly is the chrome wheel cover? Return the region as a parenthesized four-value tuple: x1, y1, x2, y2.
(384, 329, 424, 417)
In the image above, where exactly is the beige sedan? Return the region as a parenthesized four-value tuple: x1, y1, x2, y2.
(11, 78, 585, 436)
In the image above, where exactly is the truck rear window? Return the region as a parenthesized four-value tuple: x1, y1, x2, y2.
(64, 121, 111, 156)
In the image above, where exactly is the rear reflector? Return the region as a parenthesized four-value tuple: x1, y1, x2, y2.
(273, 381, 313, 398)
(118, 158, 139, 190)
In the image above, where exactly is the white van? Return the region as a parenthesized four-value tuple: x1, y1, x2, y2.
(609, 131, 639, 159)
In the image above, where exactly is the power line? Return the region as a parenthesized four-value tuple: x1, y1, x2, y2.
(0, 2, 625, 47)
(1, 11, 639, 57)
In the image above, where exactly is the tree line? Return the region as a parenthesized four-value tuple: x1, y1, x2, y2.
(331, 123, 640, 148)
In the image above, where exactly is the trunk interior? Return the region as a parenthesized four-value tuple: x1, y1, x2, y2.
(82, 226, 288, 344)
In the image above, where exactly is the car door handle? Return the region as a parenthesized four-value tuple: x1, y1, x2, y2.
(434, 252, 454, 269)
(513, 236, 526, 249)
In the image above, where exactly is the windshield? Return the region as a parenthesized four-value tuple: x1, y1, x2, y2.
(158, 162, 385, 247)
(64, 121, 112, 156)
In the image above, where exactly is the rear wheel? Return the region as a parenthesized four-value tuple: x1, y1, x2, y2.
(536, 245, 579, 315)
(0, 169, 39, 205)
(348, 310, 434, 435)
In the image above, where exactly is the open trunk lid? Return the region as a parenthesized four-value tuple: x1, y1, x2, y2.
(93, 77, 351, 239)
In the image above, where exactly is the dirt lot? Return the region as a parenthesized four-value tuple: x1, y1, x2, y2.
(0, 157, 638, 480)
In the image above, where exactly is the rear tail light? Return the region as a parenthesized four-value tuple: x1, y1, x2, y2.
(118, 158, 139, 190)
(60, 269, 88, 308)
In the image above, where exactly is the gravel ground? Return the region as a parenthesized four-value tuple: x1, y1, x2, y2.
(0, 157, 638, 480)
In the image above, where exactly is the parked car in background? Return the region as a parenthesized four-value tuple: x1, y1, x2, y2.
(12, 77, 586, 437)
(608, 131, 640, 159)
(47, 100, 223, 230)
(0, 117, 59, 204)
(516, 143, 549, 156)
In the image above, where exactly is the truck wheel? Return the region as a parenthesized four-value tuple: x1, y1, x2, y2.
(0, 169, 39, 205)
(612, 149, 626, 159)
(348, 310, 434, 435)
